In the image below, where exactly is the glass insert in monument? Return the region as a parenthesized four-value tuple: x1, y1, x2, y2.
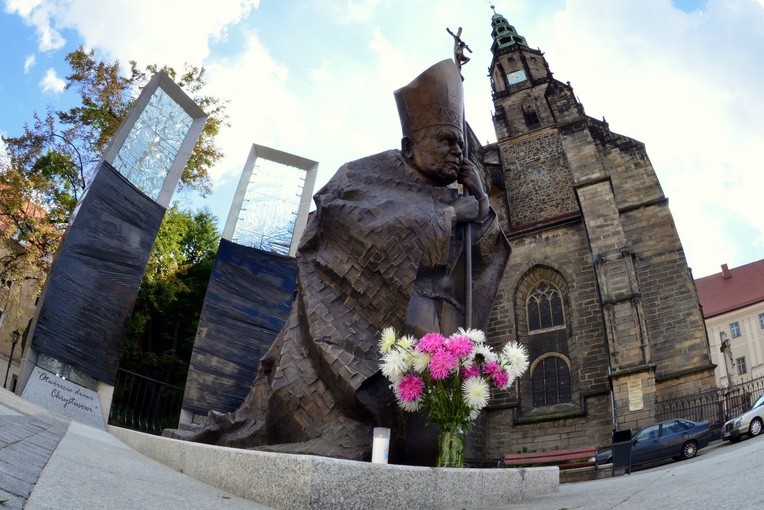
(111, 87, 194, 200)
(232, 159, 306, 256)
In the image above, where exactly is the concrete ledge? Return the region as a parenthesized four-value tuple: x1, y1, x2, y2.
(108, 426, 559, 509)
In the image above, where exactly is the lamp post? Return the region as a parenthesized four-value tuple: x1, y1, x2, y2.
(4, 330, 19, 389)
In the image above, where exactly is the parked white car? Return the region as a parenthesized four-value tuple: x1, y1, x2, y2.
(722, 393, 764, 443)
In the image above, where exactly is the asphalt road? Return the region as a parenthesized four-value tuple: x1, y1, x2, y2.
(479, 435, 764, 509)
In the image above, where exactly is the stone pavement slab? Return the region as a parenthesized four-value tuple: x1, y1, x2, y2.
(24, 421, 268, 510)
(0, 389, 268, 510)
(0, 398, 68, 510)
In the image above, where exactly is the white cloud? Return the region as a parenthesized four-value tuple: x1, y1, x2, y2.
(202, 31, 303, 186)
(6, 0, 65, 51)
(39, 67, 65, 94)
(6, 0, 259, 65)
(335, 0, 382, 23)
(23, 54, 36, 73)
(4, 0, 762, 277)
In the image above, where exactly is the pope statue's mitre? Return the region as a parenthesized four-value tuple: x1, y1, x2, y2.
(394, 59, 464, 137)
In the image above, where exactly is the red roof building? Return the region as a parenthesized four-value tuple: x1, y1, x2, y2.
(695, 259, 764, 387)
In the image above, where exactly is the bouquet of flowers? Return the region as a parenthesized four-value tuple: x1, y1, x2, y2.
(378, 327, 529, 467)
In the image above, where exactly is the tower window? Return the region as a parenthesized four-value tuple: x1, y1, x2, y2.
(730, 322, 741, 338)
(522, 102, 540, 128)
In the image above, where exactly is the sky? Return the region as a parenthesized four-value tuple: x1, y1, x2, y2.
(0, 0, 762, 279)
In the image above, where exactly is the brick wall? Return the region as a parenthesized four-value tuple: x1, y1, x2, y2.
(502, 129, 578, 227)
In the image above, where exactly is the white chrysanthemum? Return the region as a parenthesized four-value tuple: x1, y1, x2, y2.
(379, 327, 397, 354)
(381, 349, 410, 382)
(469, 408, 480, 421)
(398, 335, 415, 350)
(501, 341, 529, 379)
(412, 351, 431, 373)
(456, 327, 486, 344)
(462, 377, 490, 410)
(469, 343, 498, 366)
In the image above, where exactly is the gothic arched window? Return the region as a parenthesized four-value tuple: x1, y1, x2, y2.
(526, 281, 564, 332)
(531, 355, 571, 407)
(522, 101, 540, 128)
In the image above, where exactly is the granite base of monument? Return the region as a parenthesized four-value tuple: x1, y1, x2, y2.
(109, 425, 559, 509)
(21, 366, 105, 429)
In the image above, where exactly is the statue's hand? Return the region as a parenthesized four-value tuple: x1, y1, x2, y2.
(457, 159, 490, 221)
(457, 159, 486, 199)
(452, 195, 479, 223)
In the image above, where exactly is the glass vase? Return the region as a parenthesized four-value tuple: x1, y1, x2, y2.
(436, 423, 466, 468)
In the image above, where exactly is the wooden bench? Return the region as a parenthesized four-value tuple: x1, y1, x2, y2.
(504, 445, 598, 470)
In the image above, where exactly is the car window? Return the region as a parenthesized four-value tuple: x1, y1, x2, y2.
(636, 425, 659, 441)
(752, 395, 764, 410)
(664, 420, 691, 435)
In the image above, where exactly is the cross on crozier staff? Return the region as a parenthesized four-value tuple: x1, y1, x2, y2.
(447, 26, 475, 329)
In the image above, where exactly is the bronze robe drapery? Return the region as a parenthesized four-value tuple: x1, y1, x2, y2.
(170, 150, 509, 460)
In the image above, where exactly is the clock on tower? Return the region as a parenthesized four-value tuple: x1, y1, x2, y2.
(506, 69, 527, 85)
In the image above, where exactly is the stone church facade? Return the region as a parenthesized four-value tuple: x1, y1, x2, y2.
(474, 11, 717, 459)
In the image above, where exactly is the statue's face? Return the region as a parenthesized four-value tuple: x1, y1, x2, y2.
(409, 126, 464, 186)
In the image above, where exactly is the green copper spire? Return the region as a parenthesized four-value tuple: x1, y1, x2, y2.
(490, 5, 528, 51)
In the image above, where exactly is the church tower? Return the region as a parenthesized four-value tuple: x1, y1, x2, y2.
(482, 8, 717, 459)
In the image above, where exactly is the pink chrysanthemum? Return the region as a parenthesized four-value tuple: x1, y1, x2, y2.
(416, 332, 447, 354)
(483, 361, 500, 375)
(429, 350, 457, 380)
(397, 373, 425, 402)
(462, 364, 481, 379)
(446, 335, 473, 358)
(491, 369, 509, 389)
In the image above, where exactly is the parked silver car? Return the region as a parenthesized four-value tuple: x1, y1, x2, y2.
(722, 393, 764, 443)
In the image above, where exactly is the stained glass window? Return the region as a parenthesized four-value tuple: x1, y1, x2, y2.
(111, 87, 193, 200)
(231, 158, 306, 255)
(531, 356, 571, 407)
(527, 281, 564, 332)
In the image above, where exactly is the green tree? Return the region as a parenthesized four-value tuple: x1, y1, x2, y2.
(0, 46, 227, 289)
(120, 206, 220, 386)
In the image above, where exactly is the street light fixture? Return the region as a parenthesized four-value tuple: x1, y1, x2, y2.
(3, 330, 20, 389)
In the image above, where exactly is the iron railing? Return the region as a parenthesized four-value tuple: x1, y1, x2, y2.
(656, 375, 764, 436)
(108, 368, 184, 435)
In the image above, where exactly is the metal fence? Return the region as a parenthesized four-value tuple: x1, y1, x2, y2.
(108, 368, 184, 435)
(656, 375, 764, 436)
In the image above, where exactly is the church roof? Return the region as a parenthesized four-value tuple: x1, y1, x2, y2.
(695, 259, 764, 318)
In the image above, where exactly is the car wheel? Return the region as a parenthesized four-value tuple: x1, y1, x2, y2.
(749, 418, 763, 437)
(681, 440, 698, 460)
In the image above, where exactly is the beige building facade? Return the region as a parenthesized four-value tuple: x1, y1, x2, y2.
(696, 261, 764, 388)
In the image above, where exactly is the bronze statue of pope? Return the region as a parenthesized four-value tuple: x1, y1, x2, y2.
(167, 59, 509, 462)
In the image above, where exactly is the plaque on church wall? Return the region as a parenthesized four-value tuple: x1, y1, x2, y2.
(627, 379, 644, 411)
(21, 366, 105, 428)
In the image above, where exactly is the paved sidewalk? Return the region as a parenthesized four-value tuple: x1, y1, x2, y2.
(3, 385, 764, 509)
(0, 389, 269, 509)
(0, 390, 68, 508)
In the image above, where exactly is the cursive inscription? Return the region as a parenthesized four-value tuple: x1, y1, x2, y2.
(38, 372, 96, 412)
